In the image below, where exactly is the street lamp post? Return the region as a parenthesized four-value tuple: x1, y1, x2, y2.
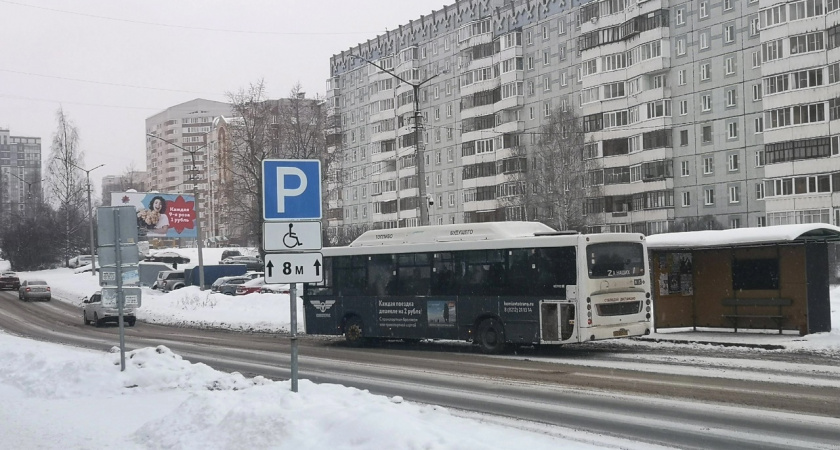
(351, 55, 444, 227)
(6, 172, 45, 215)
(70, 163, 105, 276)
(146, 133, 209, 291)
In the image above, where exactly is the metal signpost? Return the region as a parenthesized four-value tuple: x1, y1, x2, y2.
(97, 205, 141, 372)
(262, 159, 323, 393)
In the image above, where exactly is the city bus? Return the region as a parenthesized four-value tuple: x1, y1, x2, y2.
(303, 222, 651, 353)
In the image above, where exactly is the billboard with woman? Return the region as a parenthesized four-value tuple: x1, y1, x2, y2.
(111, 192, 197, 238)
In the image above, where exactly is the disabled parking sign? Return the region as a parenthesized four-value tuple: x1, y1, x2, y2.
(262, 160, 322, 220)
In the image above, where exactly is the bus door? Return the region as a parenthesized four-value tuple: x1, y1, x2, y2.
(540, 300, 576, 342)
(539, 284, 578, 342)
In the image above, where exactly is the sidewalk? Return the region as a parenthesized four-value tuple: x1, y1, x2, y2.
(636, 327, 805, 350)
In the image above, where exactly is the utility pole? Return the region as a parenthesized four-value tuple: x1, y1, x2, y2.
(70, 162, 105, 276)
(350, 55, 445, 226)
(147, 132, 210, 290)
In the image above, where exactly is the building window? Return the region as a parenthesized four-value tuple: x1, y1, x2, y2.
(680, 100, 688, 116)
(681, 160, 690, 176)
(700, 2, 708, 18)
(756, 182, 765, 199)
(676, 8, 685, 25)
(702, 125, 712, 143)
(677, 38, 686, 55)
(700, 63, 711, 81)
(753, 84, 762, 101)
(702, 94, 712, 112)
(700, 31, 710, 49)
(703, 156, 714, 174)
(678, 69, 686, 86)
(704, 188, 715, 205)
(725, 57, 736, 75)
(730, 218, 741, 229)
(728, 122, 739, 139)
(729, 185, 741, 203)
(728, 153, 740, 171)
(755, 116, 764, 133)
(682, 191, 691, 207)
(725, 25, 735, 43)
(726, 89, 737, 107)
(724, 0, 733, 11)
(755, 149, 765, 167)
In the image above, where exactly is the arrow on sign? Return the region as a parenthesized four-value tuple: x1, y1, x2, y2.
(266, 260, 274, 277)
(313, 259, 321, 276)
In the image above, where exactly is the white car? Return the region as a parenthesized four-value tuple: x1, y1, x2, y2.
(81, 291, 136, 327)
(68, 255, 93, 269)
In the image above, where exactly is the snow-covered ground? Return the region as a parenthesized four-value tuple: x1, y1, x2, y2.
(1, 250, 839, 449)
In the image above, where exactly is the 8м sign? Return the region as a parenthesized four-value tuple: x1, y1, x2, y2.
(264, 253, 323, 284)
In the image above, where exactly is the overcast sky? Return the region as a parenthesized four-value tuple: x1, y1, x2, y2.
(0, 0, 447, 192)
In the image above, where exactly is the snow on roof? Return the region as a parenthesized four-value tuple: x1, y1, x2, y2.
(646, 224, 840, 250)
(349, 221, 557, 247)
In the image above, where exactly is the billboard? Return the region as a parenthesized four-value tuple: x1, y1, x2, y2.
(111, 192, 197, 239)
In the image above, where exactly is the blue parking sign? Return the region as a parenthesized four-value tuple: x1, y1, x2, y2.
(262, 159, 322, 220)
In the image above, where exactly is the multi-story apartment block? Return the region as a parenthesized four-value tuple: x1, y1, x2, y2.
(0, 128, 42, 219)
(327, 0, 836, 235)
(145, 99, 232, 238)
(758, 0, 840, 226)
(100, 171, 148, 206)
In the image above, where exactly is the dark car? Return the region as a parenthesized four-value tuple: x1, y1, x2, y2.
(221, 255, 263, 271)
(217, 276, 251, 295)
(219, 250, 242, 263)
(0, 272, 20, 290)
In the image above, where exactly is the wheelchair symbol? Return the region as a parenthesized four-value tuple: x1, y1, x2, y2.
(282, 223, 303, 248)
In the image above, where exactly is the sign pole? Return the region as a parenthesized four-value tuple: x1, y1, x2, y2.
(114, 208, 126, 372)
(290, 283, 298, 392)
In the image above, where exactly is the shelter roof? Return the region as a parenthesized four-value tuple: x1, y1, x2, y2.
(646, 224, 840, 250)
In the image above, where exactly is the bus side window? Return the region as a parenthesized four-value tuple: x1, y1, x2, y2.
(367, 254, 396, 296)
(335, 255, 366, 296)
(397, 253, 431, 296)
(506, 249, 532, 296)
(533, 247, 577, 297)
(431, 252, 456, 296)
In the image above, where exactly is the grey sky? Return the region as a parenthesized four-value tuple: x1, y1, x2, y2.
(0, 0, 446, 191)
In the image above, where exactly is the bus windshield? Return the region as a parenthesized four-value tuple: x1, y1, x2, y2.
(587, 242, 645, 278)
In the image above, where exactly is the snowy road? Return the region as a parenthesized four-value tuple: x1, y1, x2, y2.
(2, 289, 840, 449)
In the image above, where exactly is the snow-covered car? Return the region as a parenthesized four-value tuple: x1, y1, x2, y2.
(220, 256, 263, 271)
(0, 272, 20, 290)
(235, 277, 268, 295)
(152, 270, 185, 292)
(18, 279, 51, 301)
(68, 255, 93, 269)
(259, 283, 290, 294)
(216, 276, 250, 295)
(81, 291, 136, 327)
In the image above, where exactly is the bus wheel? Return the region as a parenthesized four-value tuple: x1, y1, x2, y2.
(476, 319, 506, 354)
(344, 316, 366, 347)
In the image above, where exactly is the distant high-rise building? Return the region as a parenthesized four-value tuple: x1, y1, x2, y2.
(145, 99, 232, 238)
(100, 171, 148, 206)
(327, 0, 840, 234)
(0, 128, 42, 219)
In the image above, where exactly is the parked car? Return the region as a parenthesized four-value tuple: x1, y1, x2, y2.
(0, 272, 20, 290)
(235, 277, 268, 295)
(244, 271, 264, 279)
(18, 279, 51, 301)
(218, 250, 242, 264)
(68, 255, 94, 269)
(217, 276, 251, 295)
(220, 255, 263, 271)
(259, 283, 290, 294)
(210, 275, 240, 293)
(81, 291, 136, 327)
(152, 270, 186, 292)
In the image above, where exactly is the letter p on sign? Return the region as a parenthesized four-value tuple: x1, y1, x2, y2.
(262, 160, 322, 220)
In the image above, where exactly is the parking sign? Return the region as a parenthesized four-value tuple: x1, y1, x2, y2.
(262, 160, 322, 220)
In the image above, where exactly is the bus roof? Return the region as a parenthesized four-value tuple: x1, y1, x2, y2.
(348, 222, 558, 247)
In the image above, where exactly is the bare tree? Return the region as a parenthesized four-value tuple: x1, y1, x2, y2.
(45, 107, 88, 264)
(505, 106, 592, 232)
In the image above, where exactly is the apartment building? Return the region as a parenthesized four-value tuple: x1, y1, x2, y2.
(327, 0, 837, 235)
(0, 128, 42, 219)
(145, 99, 232, 237)
(758, 0, 840, 226)
(100, 171, 148, 206)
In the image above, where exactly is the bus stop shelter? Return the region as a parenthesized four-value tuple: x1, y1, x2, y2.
(646, 224, 840, 335)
